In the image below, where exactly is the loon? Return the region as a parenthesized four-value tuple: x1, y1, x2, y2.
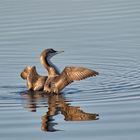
(40, 49, 99, 94)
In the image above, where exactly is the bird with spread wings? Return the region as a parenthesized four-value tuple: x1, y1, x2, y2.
(40, 49, 99, 94)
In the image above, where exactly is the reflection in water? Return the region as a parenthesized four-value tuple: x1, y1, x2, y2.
(21, 91, 99, 132)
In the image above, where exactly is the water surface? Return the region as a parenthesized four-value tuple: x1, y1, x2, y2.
(0, 0, 140, 140)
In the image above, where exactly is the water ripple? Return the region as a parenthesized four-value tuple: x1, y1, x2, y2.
(0, 0, 140, 139)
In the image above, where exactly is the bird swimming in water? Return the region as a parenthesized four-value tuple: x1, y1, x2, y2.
(40, 48, 99, 94)
(20, 66, 47, 91)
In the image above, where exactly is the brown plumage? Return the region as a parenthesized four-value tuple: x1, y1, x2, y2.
(20, 66, 47, 91)
(40, 49, 99, 94)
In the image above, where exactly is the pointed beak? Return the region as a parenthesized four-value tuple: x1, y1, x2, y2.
(56, 50, 64, 54)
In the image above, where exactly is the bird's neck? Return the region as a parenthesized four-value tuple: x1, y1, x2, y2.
(27, 68, 39, 89)
(40, 55, 59, 76)
(29, 68, 39, 81)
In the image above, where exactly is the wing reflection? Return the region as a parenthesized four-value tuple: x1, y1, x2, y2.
(21, 91, 99, 132)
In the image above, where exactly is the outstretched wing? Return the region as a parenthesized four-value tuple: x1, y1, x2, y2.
(53, 66, 99, 92)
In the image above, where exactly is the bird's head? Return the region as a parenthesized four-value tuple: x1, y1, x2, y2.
(41, 48, 64, 59)
(20, 66, 36, 80)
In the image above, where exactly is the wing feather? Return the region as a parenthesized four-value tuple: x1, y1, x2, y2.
(54, 66, 99, 92)
(66, 67, 98, 81)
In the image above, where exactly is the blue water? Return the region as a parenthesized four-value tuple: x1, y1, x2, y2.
(0, 0, 140, 140)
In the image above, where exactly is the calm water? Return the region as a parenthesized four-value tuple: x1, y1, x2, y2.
(0, 0, 140, 140)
